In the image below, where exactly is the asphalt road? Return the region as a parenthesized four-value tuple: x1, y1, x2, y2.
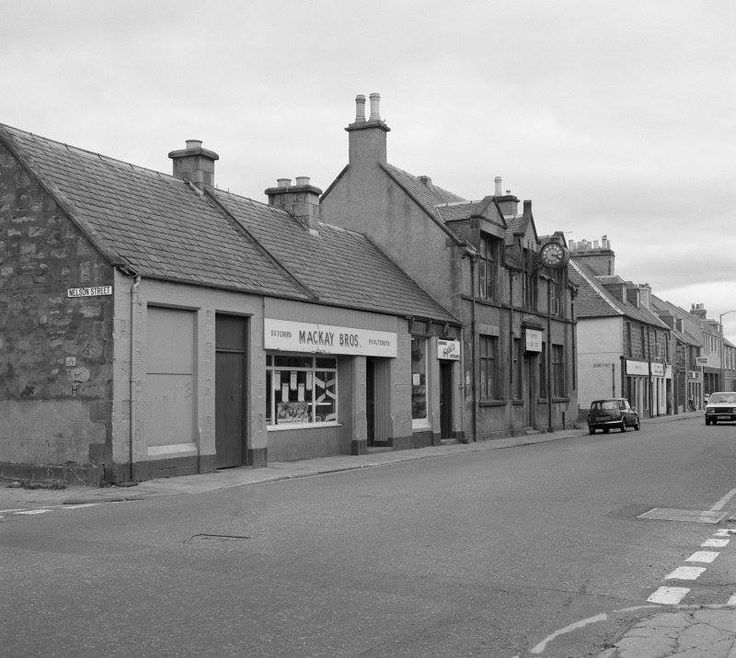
(3, 416, 736, 657)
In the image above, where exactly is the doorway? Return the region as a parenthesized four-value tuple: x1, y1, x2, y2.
(525, 354, 536, 428)
(440, 361, 453, 438)
(215, 315, 247, 468)
(366, 357, 376, 446)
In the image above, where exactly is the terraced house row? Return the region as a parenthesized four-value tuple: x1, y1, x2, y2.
(570, 237, 736, 416)
(1, 94, 579, 484)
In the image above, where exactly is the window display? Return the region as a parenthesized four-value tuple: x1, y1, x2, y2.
(266, 354, 337, 427)
(411, 336, 427, 421)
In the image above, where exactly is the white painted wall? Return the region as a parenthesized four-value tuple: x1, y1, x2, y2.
(577, 317, 623, 409)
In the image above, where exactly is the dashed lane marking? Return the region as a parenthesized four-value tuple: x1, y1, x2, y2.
(647, 586, 691, 604)
(14, 509, 51, 516)
(728, 594, 736, 606)
(702, 538, 730, 548)
(686, 550, 720, 563)
(666, 566, 706, 580)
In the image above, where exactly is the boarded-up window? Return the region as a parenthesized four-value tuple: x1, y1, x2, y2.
(145, 307, 195, 449)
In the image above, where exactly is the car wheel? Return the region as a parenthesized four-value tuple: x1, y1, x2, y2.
(705, 419, 710, 426)
(634, 421, 640, 431)
(620, 421, 627, 432)
(588, 427, 595, 435)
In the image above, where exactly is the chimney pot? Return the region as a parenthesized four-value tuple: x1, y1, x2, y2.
(295, 176, 310, 187)
(494, 176, 502, 195)
(277, 178, 292, 188)
(369, 92, 381, 121)
(185, 139, 203, 150)
(355, 95, 366, 122)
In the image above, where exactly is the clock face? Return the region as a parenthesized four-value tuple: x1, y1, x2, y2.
(540, 242, 566, 268)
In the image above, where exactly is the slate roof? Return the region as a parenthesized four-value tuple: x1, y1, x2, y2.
(0, 123, 458, 323)
(381, 163, 533, 253)
(1, 124, 309, 299)
(570, 259, 668, 328)
(213, 190, 457, 322)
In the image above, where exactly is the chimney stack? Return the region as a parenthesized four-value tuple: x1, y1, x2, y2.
(346, 91, 390, 168)
(168, 140, 219, 189)
(266, 176, 322, 233)
(690, 303, 707, 320)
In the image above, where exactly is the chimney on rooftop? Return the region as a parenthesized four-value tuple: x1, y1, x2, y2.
(494, 176, 503, 195)
(346, 91, 390, 168)
(266, 176, 322, 233)
(168, 139, 219, 189)
(690, 303, 707, 320)
(495, 181, 519, 217)
(570, 234, 616, 276)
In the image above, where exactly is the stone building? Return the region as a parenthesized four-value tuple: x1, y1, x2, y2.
(0, 124, 459, 483)
(320, 94, 578, 441)
(569, 237, 672, 417)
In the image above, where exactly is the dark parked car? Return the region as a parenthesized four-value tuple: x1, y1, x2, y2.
(704, 392, 736, 425)
(588, 398, 640, 434)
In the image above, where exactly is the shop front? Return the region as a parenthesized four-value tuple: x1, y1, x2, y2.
(263, 310, 403, 461)
(624, 359, 669, 417)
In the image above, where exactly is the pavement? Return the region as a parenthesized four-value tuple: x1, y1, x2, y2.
(3, 409, 732, 657)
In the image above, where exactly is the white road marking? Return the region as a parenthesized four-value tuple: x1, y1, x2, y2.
(709, 486, 736, 511)
(714, 528, 736, 537)
(0, 508, 26, 513)
(666, 566, 706, 580)
(647, 586, 690, 604)
(728, 594, 736, 606)
(702, 538, 730, 548)
(14, 509, 51, 515)
(60, 503, 98, 509)
(686, 551, 719, 563)
(530, 613, 608, 654)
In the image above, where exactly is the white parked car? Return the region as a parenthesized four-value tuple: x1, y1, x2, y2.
(704, 392, 736, 425)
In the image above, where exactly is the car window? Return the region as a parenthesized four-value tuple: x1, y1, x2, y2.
(600, 401, 618, 410)
(709, 393, 736, 404)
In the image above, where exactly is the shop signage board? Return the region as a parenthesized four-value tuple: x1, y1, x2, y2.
(665, 365, 672, 379)
(67, 285, 112, 298)
(626, 360, 649, 376)
(437, 339, 460, 360)
(651, 363, 664, 377)
(525, 329, 543, 352)
(696, 356, 708, 366)
(264, 319, 397, 357)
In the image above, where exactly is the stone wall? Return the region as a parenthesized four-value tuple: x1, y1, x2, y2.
(0, 141, 114, 482)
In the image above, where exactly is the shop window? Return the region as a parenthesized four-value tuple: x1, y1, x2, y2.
(552, 344, 565, 397)
(479, 334, 499, 400)
(411, 336, 428, 423)
(266, 353, 337, 427)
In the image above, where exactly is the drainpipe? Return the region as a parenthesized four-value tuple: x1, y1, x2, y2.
(547, 279, 553, 432)
(647, 326, 653, 417)
(470, 255, 478, 442)
(129, 275, 141, 482)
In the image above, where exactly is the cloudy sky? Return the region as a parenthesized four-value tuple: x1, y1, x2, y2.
(2, 0, 734, 339)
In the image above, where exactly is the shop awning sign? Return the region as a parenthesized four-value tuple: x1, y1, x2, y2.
(264, 319, 397, 357)
(437, 339, 460, 360)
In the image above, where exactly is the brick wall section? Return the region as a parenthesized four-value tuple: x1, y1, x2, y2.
(0, 142, 114, 481)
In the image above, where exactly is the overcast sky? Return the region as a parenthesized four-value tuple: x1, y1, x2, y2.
(2, 0, 734, 340)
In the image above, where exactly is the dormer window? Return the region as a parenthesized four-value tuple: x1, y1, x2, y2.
(478, 234, 499, 300)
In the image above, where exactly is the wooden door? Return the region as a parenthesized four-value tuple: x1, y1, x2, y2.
(215, 315, 246, 468)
